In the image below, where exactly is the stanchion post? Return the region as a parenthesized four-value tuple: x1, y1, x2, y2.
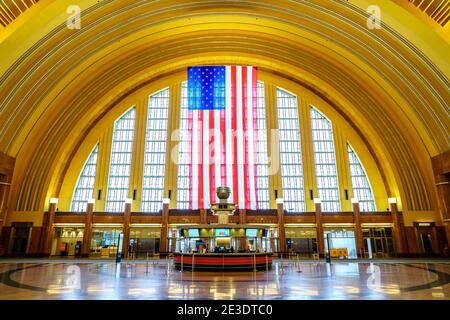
(181, 254, 184, 272)
(254, 253, 257, 272)
(266, 254, 268, 272)
(192, 253, 195, 272)
(146, 252, 149, 274)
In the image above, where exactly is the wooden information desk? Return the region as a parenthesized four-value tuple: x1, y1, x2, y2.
(173, 253, 273, 271)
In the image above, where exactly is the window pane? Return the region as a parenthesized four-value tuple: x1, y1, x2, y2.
(255, 81, 270, 209)
(71, 144, 99, 212)
(176, 82, 191, 209)
(141, 88, 170, 212)
(348, 144, 376, 212)
(105, 108, 136, 212)
(277, 88, 305, 212)
(311, 107, 341, 212)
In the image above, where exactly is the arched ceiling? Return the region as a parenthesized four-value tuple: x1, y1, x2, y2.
(0, 0, 449, 213)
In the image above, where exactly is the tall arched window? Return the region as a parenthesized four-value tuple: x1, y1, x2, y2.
(347, 144, 376, 212)
(176, 82, 190, 209)
(105, 107, 136, 212)
(71, 144, 98, 212)
(310, 107, 341, 212)
(276, 88, 305, 212)
(141, 89, 170, 212)
(255, 81, 270, 209)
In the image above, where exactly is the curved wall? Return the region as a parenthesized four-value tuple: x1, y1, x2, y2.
(0, 0, 448, 227)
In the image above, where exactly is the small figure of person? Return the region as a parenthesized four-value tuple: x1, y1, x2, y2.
(230, 246, 234, 253)
(443, 245, 449, 257)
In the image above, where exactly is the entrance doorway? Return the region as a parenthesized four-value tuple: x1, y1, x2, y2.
(421, 233, 433, 253)
(11, 222, 32, 256)
(323, 228, 357, 259)
(362, 227, 395, 258)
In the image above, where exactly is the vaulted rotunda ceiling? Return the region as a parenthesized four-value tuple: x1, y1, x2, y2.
(0, 0, 448, 219)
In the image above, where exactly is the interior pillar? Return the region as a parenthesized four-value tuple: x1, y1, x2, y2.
(352, 202, 364, 258)
(315, 202, 324, 257)
(159, 201, 169, 254)
(276, 200, 286, 253)
(0, 153, 14, 257)
(390, 201, 405, 256)
(200, 208, 207, 224)
(43, 201, 57, 256)
(121, 202, 132, 258)
(239, 209, 246, 224)
(81, 202, 94, 257)
(431, 151, 450, 249)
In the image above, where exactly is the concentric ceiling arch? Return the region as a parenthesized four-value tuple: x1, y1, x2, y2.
(0, 0, 448, 215)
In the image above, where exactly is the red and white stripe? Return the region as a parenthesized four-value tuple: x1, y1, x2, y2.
(188, 66, 259, 209)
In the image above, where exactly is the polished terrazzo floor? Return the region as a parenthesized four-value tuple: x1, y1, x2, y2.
(0, 258, 449, 300)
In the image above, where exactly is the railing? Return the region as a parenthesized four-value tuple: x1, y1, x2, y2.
(168, 209, 200, 216)
(93, 211, 124, 216)
(52, 210, 400, 218)
(284, 211, 315, 216)
(246, 209, 277, 216)
(55, 211, 86, 216)
(360, 211, 392, 216)
(132, 211, 162, 216)
(321, 211, 354, 216)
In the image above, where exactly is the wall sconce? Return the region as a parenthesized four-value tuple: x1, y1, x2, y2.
(351, 198, 359, 204)
(49, 198, 59, 205)
(276, 198, 283, 204)
(388, 197, 397, 204)
(313, 198, 321, 204)
(162, 198, 171, 204)
(124, 198, 133, 204)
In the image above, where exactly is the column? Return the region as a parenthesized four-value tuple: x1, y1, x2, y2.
(200, 208, 207, 224)
(446, 223, 450, 254)
(390, 199, 405, 255)
(276, 199, 286, 253)
(239, 209, 247, 225)
(0, 182, 11, 231)
(121, 200, 132, 258)
(81, 200, 94, 257)
(159, 199, 169, 254)
(431, 151, 450, 249)
(352, 201, 364, 258)
(0, 153, 14, 237)
(43, 198, 58, 256)
(315, 200, 324, 257)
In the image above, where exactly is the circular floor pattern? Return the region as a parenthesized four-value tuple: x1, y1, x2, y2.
(0, 260, 449, 300)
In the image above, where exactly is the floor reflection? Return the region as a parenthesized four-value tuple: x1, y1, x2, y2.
(0, 260, 449, 300)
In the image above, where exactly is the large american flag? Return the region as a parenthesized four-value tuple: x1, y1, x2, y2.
(186, 65, 259, 209)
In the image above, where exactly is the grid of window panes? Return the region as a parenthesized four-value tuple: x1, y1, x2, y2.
(347, 144, 376, 212)
(71, 144, 98, 212)
(276, 88, 305, 212)
(255, 81, 270, 209)
(105, 108, 136, 212)
(176, 82, 190, 209)
(141, 89, 169, 212)
(310, 107, 341, 212)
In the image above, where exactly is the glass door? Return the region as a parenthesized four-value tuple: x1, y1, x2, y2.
(421, 234, 433, 253)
